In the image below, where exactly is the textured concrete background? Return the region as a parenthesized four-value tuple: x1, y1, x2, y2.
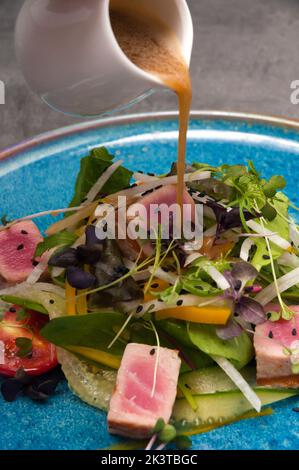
(0, 0, 299, 150)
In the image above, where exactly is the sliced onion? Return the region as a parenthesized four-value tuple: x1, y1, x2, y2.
(204, 266, 230, 290)
(255, 267, 299, 306)
(240, 238, 255, 262)
(211, 355, 261, 412)
(85, 160, 123, 204)
(148, 266, 178, 285)
(246, 220, 291, 250)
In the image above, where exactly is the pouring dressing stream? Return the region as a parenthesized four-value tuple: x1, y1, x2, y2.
(15, 0, 193, 208)
(110, 0, 192, 208)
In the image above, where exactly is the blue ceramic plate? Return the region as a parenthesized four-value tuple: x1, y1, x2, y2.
(0, 111, 299, 450)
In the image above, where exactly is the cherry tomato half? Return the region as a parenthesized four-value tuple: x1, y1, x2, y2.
(0, 306, 57, 377)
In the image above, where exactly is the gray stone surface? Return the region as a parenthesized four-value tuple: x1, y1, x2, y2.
(0, 0, 299, 150)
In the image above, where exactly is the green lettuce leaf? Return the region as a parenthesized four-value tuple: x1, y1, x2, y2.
(41, 311, 127, 356)
(69, 147, 133, 209)
(251, 193, 289, 271)
(188, 323, 253, 369)
(35, 230, 77, 257)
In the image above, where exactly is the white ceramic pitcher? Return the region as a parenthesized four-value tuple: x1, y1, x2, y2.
(15, 0, 193, 117)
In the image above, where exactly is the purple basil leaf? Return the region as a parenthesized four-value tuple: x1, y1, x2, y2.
(66, 266, 96, 289)
(216, 318, 243, 339)
(85, 225, 103, 246)
(206, 201, 257, 236)
(48, 248, 78, 268)
(1, 379, 24, 402)
(236, 296, 265, 325)
(231, 262, 258, 284)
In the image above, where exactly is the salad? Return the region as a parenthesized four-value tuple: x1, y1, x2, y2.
(0, 146, 299, 450)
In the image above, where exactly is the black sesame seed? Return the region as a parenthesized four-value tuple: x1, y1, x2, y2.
(184, 383, 191, 390)
(176, 299, 183, 306)
(141, 188, 154, 197)
(291, 241, 295, 247)
(150, 348, 155, 355)
(49, 299, 55, 305)
(148, 172, 155, 176)
(131, 183, 138, 188)
(9, 307, 16, 313)
(17, 244, 24, 251)
(21, 230, 28, 235)
(151, 283, 159, 289)
(158, 299, 164, 303)
(292, 328, 297, 336)
(32, 260, 39, 267)
(268, 331, 274, 339)
(148, 304, 155, 311)
(266, 312, 272, 320)
(263, 255, 270, 260)
(136, 305, 143, 314)
(138, 170, 144, 174)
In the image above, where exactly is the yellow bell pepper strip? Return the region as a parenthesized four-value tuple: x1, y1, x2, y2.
(65, 281, 77, 315)
(144, 278, 170, 301)
(76, 265, 89, 315)
(76, 291, 88, 314)
(67, 346, 121, 369)
(155, 300, 233, 325)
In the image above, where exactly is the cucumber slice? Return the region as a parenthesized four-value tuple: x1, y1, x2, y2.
(59, 349, 116, 411)
(172, 388, 298, 429)
(178, 366, 256, 396)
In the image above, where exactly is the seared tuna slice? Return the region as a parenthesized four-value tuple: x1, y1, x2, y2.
(108, 343, 181, 438)
(254, 307, 299, 388)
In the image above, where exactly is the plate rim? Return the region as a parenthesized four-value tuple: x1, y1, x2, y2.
(1, 109, 299, 162)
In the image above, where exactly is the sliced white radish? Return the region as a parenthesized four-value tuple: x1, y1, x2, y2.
(203, 266, 230, 290)
(290, 221, 299, 248)
(211, 355, 261, 412)
(109, 171, 211, 201)
(277, 252, 299, 269)
(0, 206, 85, 232)
(133, 172, 159, 183)
(184, 252, 203, 267)
(246, 220, 291, 250)
(84, 160, 124, 204)
(255, 266, 299, 306)
(148, 266, 178, 285)
(26, 251, 53, 284)
(240, 238, 255, 262)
